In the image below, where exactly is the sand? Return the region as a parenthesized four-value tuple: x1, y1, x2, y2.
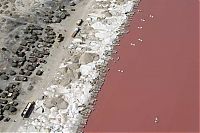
(16, 0, 140, 132)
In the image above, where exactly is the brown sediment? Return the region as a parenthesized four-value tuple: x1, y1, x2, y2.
(85, 0, 199, 132)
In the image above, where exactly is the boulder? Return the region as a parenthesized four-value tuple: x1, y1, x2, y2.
(0, 115, 4, 121)
(79, 53, 99, 65)
(9, 106, 17, 113)
(25, 71, 32, 76)
(11, 62, 18, 67)
(69, 1, 76, 6)
(67, 63, 81, 70)
(57, 100, 68, 109)
(74, 71, 81, 79)
(44, 96, 68, 109)
(10, 70, 16, 76)
(36, 70, 43, 76)
(0, 75, 9, 80)
(43, 99, 54, 109)
(70, 55, 80, 63)
(19, 69, 25, 75)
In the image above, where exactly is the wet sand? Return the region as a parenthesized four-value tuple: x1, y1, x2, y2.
(84, 0, 199, 132)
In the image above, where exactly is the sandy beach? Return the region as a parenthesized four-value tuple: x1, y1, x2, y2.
(0, 0, 140, 132)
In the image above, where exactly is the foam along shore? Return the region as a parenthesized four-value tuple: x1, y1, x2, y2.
(19, 0, 140, 132)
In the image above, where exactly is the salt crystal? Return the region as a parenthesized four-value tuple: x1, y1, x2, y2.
(120, 70, 124, 73)
(141, 19, 146, 22)
(118, 70, 121, 72)
(138, 26, 143, 29)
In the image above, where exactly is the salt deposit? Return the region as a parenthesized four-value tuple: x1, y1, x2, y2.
(19, 0, 140, 132)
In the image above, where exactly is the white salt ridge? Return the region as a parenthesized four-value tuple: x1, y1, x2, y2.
(19, 0, 140, 132)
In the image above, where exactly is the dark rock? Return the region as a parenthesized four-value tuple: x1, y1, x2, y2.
(69, 1, 76, 6)
(45, 26, 53, 31)
(11, 92, 19, 100)
(18, 57, 26, 63)
(19, 69, 25, 75)
(0, 99, 8, 104)
(15, 76, 28, 82)
(20, 42, 27, 46)
(46, 30, 56, 36)
(7, 83, 18, 88)
(27, 85, 34, 91)
(28, 57, 37, 63)
(46, 44, 52, 48)
(12, 101, 18, 106)
(0, 75, 9, 80)
(53, 18, 62, 23)
(17, 52, 25, 57)
(9, 106, 17, 113)
(18, 62, 25, 68)
(4, 87, 9, 91)
(0, 109, 4, 115)
(43, 50, 50, 55)
(38, 38, 43, 42)
(0, 115, 4, 121)
(24, 47, 30, 51)
(37, 43, 44, 48)
(34, 63, 40, 67)
(26, 65, 35, 71)
(1, 47, 7, 51)
(8, 88, 14, 93)
(25, 71, 32, 76)
(4, 105, 10, 110)
(0, 72, 5, 76)
(10, 70, 16, 76)
(11, 62, 18, 67)
(36, 70, 43, 76)
(37, 53, 44, 58)
(13, 87, 21, 92)
(17, 46, 24, 52)
(4, 117, 10, 122)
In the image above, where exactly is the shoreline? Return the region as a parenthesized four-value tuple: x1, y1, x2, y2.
(18, 0, 141, 132)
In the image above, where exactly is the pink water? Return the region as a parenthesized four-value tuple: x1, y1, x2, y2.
(84, 0, 199, 132)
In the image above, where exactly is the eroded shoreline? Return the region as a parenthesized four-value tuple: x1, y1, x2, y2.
(0, 0, 140, 132)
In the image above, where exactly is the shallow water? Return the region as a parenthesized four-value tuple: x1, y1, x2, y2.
(84, 0, 199, 132)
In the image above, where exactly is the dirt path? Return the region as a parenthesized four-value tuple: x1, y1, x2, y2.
(84, 0, 199, 132)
